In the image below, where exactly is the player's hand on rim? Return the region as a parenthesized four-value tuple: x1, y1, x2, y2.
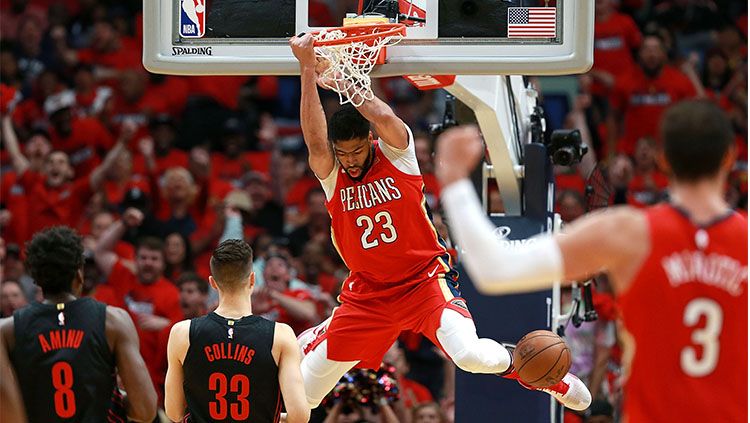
(289, 33, 317, 69)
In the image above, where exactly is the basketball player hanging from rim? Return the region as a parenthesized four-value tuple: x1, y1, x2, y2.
(435, 101, 747, 423)
(289, 33, 592, 411)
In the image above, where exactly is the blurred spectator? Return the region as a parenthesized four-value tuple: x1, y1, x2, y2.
(297, 239, 339, 297)
(252, 253, 318, 334)
(1, 280, 28, 317)
(609, 34, 696, 156)
(210, 116, 265, 186)
(0, 0, 47, 41)
(11, 69, 62, 134)
(175, 272, 209, 319)
(716, 23, 747, 74)
(591, 0, 642, 98)
(132, 115, 188, 176)
(14, 15, 51, 88)
(0, 243, 35, 303)
(0, 47, 21, 90)
(93, 209, 182, 395)
(627, 137, 668, 207)
(75, 19, 141, 77)
(82, 210, 135, 260)
(46, 90, 116, 177)
(0, 126, 51, 245)
(145, 73, 190, 117)
(71, 63, 112, 118)
(557, 190, 587, 223)
(242, 171, 285, 239)
(155, 167, 200, 237)
(2, 115, 132, 237)
(163, 231, 194, 281)
(102, 146, 150, 205)
(106, 68, 169, 134)
(288, 188, 331, 256)
(383, 343, 434, 410)
(412, 402, 449, 423)
(274, 151, 318, 230)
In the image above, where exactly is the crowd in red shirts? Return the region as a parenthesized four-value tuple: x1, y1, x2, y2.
(0, 0, 746, 422)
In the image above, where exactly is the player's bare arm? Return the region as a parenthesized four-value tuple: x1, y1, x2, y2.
(105, 306, 158, 423)
(272, 323, 309, 423)
(165, 320, 191, 422)
(554, 206, 649, 292)
(291, 33, 335, 179)
(436, 125, 649, 294)
(0, 331, 27, 423)
(0, 317, 28, 422)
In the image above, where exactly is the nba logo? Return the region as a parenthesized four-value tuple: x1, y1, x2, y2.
(179, 0, 205, 38)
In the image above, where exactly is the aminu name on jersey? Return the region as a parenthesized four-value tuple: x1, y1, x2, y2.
(339, 176, 402, 212)
(38, 329, 85, 353)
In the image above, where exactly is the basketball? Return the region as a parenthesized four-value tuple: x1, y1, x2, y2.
(513, 330, 571, 388)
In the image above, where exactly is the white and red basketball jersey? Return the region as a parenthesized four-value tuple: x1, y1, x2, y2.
(321, 127, 451, 284)
(618, 204, 747, 423)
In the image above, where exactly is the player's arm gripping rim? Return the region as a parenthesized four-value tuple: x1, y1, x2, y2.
(290, 33, 335, 180)
(273, 322, 310, 423)
(352, 94, 409, 150)
(106, 306, 159, 422)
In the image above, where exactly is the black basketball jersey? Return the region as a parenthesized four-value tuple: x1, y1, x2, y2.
(11, 297, 116, 422)
(183, 312, 282, 423)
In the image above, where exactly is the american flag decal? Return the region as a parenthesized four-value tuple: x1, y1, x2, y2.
(507, 7, 557, 38)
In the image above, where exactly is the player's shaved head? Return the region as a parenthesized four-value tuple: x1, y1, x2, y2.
(661, 100, 734, 182)
(209, 239, 254, 291)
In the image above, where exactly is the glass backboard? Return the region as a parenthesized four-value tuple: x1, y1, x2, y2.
(143, 0, 593, 77)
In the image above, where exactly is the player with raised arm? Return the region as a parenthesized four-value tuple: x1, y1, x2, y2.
(289, 33, 592, 411)
(436, 100, 747, 422)
(165, 239, 309, 423)
(0, 226, 157, 422)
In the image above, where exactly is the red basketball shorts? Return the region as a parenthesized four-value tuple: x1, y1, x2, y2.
(304, 264, 473, 369)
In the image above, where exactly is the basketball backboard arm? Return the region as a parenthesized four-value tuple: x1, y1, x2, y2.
(446, 75, 537, 215)
(142, 0, 594, 77)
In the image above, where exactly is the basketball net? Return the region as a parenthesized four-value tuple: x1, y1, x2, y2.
(312, 24, 405, 107)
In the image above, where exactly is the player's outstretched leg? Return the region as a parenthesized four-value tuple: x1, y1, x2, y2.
(297, 319, 359, 409)
(435, 309, 591, 411)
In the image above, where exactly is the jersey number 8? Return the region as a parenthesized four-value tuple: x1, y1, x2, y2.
(52, 361, 76, 418)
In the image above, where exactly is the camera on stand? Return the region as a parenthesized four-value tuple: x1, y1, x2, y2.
(548, 129, 588, 167)
(429, 94, 459, 135)
(529, 106, 588, 167)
